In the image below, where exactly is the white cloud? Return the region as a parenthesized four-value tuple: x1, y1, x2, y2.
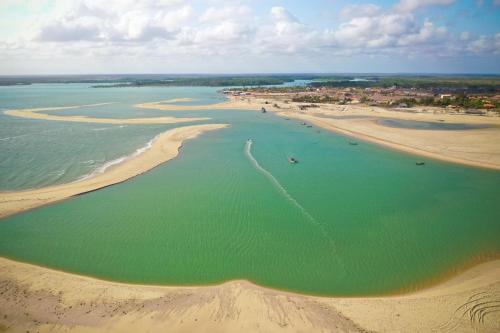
(199, 5, 252, 23)
(398, 20, 447, 45)
(466, 33, 500, 54)
(395, 0, 455, 12)
(253, 7, 317, 54)
(34, 1, 193, 42)
(37, 23, 101, 42)
(194, 21, 252, 43)
(333, 13, 419, 47)
(340, 4, 381, 19)
(0, 0, 498, 73)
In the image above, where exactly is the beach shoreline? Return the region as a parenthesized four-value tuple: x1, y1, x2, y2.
(134, 97, 197, 110)
(0, 256, 498, 332)
(4, 103, 209, 124)
(0, 123, 229, 219)
(279, 111, 500, 170)
(140, 95, 500, 170)
(2, 96, 500, 332)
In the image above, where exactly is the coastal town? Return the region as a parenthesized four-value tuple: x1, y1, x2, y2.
(223, 84, 500, 116)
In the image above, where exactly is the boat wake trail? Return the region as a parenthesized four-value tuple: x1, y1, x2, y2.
(244, 139, 344, 268)
(245, 139, 315, 222)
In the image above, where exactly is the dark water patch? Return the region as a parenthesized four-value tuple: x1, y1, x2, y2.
(377, 119, 491, 130)
(312, 114, 374, 120)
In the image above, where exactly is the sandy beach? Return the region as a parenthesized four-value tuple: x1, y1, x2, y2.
(142, 95, 500, 170)
(2, 97, 499, 333)
(0, 123, 228, 218)
(2, 0, 498, 331)
(4, 103, 209, 124)
(135, 98, 197, 110)
(135, 97, 258, 111)
(0, 256, 498, 333)
(279, 109, 500, 170)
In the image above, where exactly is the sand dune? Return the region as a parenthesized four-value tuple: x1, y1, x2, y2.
(4, 103, 209, 124)
(0, 256, 498, 333)
(0, 124, 228, 218)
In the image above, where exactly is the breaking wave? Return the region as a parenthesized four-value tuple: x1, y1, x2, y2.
(76, 136, 156, 182)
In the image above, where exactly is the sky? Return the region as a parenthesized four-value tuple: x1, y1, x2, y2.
(0, 0, 499, 75)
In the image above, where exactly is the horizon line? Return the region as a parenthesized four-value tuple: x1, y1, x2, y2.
(1, 72, 500, 77)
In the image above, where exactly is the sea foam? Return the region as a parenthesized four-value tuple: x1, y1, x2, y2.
(76, 135, 157, 182)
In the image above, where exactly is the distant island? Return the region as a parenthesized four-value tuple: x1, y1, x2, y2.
(0, 74, 313, 87)
(2, 74, 499, 91)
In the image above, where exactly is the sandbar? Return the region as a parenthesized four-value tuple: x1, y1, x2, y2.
(4, 103, 209, 124)
(0, 124, 228, 218)
(148, 95, 500, 170)
(134, 97, 256, 111)
(135, 97, 197, 111)
(0, 256, 498, 332)
(280, 110, 500, 170)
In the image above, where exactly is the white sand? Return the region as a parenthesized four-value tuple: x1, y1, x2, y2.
(4, 103, 209, 124)
(0, 257, 498, 332)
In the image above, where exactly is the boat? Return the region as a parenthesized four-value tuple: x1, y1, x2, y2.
(349, 141, 358, 145)
(301, 122, 306, 125)
(416, 161, 425, 166)
(306, 125, 313, 128)
(288, 157, 298, 164)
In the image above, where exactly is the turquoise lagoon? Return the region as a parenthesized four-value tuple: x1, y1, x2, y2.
(0, 84, 499, 296)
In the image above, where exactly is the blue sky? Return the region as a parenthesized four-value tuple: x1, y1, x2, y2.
(0, 0, 499, 74)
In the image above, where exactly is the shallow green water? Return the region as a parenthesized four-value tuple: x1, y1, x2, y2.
(0, 85, 499, 296)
